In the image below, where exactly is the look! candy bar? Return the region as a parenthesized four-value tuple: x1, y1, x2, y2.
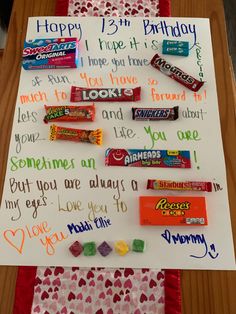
(70, 86, 141, 102)
(139, 196, 207, 226)
(50, 124, 102, 145)
(151, 53, 204, 92)
(132, 106, 178, 121)
(22, 38, 79, 70)
(147, 180, 212, 192)
(105, 149, 191, 168)
(44, 104, 95, 123)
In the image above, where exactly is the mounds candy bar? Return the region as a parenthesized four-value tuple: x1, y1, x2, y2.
(105, 149, 191, 168)
(49, 124, 102, 145)
(132, 106, 178, 121)
(163, 40, 189, 49)
(150, 53, 204, 92)
(147, 180, 212, 192)
(22, 38, 79, 70)
(70, 86, 141, 102)
(139, 196, 207, 226)
(44, 104, 95, 123)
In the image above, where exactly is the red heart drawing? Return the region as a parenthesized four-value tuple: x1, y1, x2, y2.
(125, 289, 130, 294)
(54, 287, 59, 292)
(86, 296, 92, 303)
(35, 277, 42, 286)
(87, 270, 94, 279)
(158, 296, 164, 303)
(44, 268, 52, 276)
(68, 292, 75, 301)
(3, 229, 25, 254)
(149, 294, 156, 301)
(52, 278, 61, 286)
(124, 294, 130, 302)
(114, 279, 122, 288)
(99, 292, 105, 299)
(41, 291, 49, 300)
(77, 293, 83, 300)
(43, 277, 51, 286)
(141, 268, 150, 273)
(149, 279, 157, 288)
(124, 279, 132, 289)
(119, 290, 124, 295)
(114, 270, 122, 278)
(105, 279, 112, 288)
(54, 267, 64, 276)
(48, 287, 53, 293)
(89, 280, 95, 287)
(72, 267, 79, 272)
(33, 305, 40, 313)
(113, 293, 121, 303)
(124, 268, 134, 277)
(97, 274, 103, 281)
(140, 293, 148, 303)
(157, 272, 165, 281)
(78, 278, 86, 287)
(106, 288, 113, 295)
(71, 273, 77, 281)
(95, 310, 104, 314)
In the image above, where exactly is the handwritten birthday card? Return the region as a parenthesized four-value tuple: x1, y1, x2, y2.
(0, 17, 235, 269)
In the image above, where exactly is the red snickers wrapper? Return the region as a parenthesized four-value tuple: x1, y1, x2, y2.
(70, 86, 141, 102)
(147, 179, 212, 192)
(151, 53, 204, 92)
(132, 106, 178, 121)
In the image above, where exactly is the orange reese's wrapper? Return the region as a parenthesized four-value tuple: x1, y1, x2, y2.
(139, 196, 207, 226)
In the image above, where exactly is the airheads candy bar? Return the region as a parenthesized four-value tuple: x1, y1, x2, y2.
(132, 106, 179, 121)
(105, 149, 191, 168)
(22, 38, 79, 70)
(151, 53, 204, 92)
(139, 196, 207, 226)
(70, 86, 141, 102)
(147, 180, 212, 192)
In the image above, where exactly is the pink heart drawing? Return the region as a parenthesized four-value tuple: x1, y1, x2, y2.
(77, 293, 83, 300)
(124, 279, 132, 289)
(114, 279, 122, 288)
(33, 305, 40, 313)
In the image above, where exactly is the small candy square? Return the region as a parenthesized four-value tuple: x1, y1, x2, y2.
(69, 241, 83, 257)
(97, 241, 113, 257)
(83, 241, 96, 256)
(114, 240, 129, 256)
(132, 239, 145, 253)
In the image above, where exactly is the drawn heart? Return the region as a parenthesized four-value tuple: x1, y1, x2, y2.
(89, 279, 95, 287)
(61, 306, 67, 314)
(43, 277, 51, 285)
(124, 268, 134, 277)
(3, 229, 25, 254)
(41, 291, 49, 300)
(119, 290, 124, 295)
(54, 287, 59, 292)
(97, 274, 103, 281)
(106, 288, 113, 295)
(140, 293, 148, 303)
(105, 279, 112, 288)
(77, 293, 83, 300)
(68, 292, 75, 301)
(72, 267, 79, 272)
(141, 268, 149, 273)
(124, 294, 130, 302)
(35, 277, 42, 286)
(44, 268, 52, 276)
(52, 292, 58, 300)
(87, 270, 94, 279)
(149, 294, 155, 301)
(149, 279, 157, 288)
(114, 279, 122, 288)
(158, 296, 164, 303)
(113, 293, 121, 303)
(48, 287, 53, 293)
(95, 308, 102, 314)
(53, 278, 61, 286)
(33, 305, 40, 313)
(114, 270, 122, 278)
(142, 275, 148, 282)
(107, 309, 113, 314)
(99, 292, 105, 299)
(124, 279, 132, 289)
(134, 309, 141, 314)
(79, 278, 86, 287)
(125, 289, 130, 294)
(35, 286, 41, 293)
(86, 296, 92, 303)
(54, 267, 64, 276)
(157, 272, 165, 281)
(71, 273, 77, 280)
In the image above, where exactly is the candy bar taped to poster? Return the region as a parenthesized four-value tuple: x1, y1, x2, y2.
(0, 17, 235, 269)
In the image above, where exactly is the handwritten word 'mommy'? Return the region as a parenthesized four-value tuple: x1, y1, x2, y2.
(143, 20, 197, 48)
(161, 229, 219, 259)
(36, 19, 82, 39)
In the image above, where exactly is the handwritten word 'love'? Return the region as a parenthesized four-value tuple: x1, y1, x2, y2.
(161, 229, 219, 259)
(3, 221, 68, 256)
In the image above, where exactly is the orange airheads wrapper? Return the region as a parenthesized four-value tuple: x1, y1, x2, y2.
(139, 196, 207, 226)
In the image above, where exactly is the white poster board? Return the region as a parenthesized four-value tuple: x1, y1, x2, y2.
(0, 17, 235, 269)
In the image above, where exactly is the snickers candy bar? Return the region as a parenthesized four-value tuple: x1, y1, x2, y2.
(132, 106, 178, 121)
